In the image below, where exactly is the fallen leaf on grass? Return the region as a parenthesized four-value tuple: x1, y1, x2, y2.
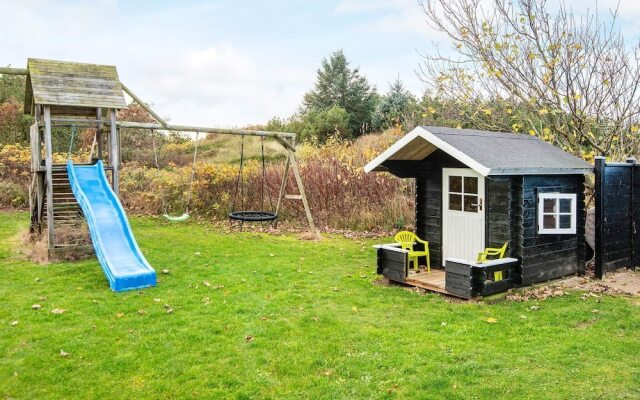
(203, 280, 211, 287)
(51, 308, 65, 315)
(485, 317, 498, 324)
(116, 312, 124, 318)
(31, 304, 41, 310)
(352, 306, 358, 313)
(10, 321, 18, 326)
(60, 350, 69, 358)
(137, 309, 146, 315)
(164, 304, 174, 314)
(441, 321, 447, 326)
(162, 269, 170, 274)
(530, 305, 540, 311)
(245, 335, 254, 342)
(519, 315, 527, 319)
(153, 298, 161, 303)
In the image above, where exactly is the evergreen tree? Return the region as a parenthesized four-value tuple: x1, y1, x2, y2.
(372, 77, 417, 131)
(302, 50, 376, 138)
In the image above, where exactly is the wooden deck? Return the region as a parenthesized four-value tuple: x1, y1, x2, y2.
(405, 268, 452, 296)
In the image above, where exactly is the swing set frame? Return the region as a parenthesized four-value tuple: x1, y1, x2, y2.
(6, 58, 318, 256)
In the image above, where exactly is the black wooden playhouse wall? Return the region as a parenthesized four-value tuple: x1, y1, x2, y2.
(519, 174, 586, 284)
(485, 175, 585, 285)
(594, 157, 640, 278)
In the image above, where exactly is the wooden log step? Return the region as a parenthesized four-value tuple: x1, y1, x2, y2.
(46, 205, 80, 211)
(284, 194, 303, 200)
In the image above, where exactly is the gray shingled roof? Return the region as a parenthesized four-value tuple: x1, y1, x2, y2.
(364, 126, 593, 176)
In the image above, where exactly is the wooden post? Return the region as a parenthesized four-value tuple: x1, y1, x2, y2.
(288, 151, 318, 236)
(273, 155, 291, 228)
(44, 106, 54, 250)
(109, 109, 119, 193)
(96, 108, 103, 161)
(594, 156, 605, 279)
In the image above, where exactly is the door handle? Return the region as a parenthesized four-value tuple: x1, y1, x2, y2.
(471, 198, 483, 211)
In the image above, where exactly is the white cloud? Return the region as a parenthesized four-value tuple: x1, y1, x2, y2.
(0, 0, 312, 127)
(335, 0, 435, 35)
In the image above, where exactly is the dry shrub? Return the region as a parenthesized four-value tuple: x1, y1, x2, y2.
(3, 128, 416, 232)
(20, 223, 93, 264)
(19, 229, 49, 264)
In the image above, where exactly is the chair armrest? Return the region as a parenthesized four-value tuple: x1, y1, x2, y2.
(415, 238, 429, 246)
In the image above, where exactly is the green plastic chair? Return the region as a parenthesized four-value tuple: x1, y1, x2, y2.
(394, 231, 430, 273)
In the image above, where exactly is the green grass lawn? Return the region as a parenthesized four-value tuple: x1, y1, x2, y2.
(0, 212, 639, 399)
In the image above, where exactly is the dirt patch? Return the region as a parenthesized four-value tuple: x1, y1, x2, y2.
(506, 269, 640, 301)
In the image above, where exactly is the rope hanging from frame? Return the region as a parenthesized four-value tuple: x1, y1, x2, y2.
(151, 129, 200, 222)
(229, 135, 277, 222)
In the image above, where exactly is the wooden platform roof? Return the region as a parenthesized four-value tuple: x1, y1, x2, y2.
(24, 58, 126, 115)
(364, 126, 594, 176)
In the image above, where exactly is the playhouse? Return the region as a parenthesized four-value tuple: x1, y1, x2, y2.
(366, 126, 593, 297)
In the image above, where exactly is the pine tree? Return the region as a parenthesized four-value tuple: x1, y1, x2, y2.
(372, 77, 417, 131)
(302, 50, 377, 137)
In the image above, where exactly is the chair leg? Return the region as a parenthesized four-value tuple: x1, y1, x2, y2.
(426, 254, 430, 274)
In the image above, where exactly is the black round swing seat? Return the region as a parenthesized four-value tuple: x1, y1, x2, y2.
(228, 211, 278, 222)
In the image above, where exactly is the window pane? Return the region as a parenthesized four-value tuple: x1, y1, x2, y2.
(559, 198, 571, 213)
(464, 195, 478, 212)
(464, 177, 478, 194)
(449, 194, 462, 211)
(449, 176, 462, 193)
(543, 198, 556, 213)
(559, 215, 571, 229)
(543, 215, 557, 229)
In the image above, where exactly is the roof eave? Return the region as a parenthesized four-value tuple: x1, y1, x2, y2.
(487, 167, 593, 176)
(364, 126, 492, 176)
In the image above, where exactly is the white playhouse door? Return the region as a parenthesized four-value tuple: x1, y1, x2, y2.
(442, 168, 485, 264)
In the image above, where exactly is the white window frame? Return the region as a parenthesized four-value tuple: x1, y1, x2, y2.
(537, 193, 577, 234)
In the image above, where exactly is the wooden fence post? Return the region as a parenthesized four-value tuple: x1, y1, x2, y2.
(594, 156, 605, 279)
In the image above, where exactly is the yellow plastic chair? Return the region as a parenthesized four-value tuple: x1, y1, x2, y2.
(476, 242, 509, 281)
(394, 231, 430, 273)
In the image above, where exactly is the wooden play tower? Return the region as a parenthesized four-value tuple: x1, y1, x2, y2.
(25, 59, 126, 256)
(5, 58, 317, 256)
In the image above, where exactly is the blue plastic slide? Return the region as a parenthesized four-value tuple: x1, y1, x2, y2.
(67, 160, 156, 292)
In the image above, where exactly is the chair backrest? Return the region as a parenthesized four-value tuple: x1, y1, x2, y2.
(394, 231, 416, 251)
(498, 241, 509, 258)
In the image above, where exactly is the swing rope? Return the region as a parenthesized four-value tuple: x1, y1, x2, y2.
(151, 129, 199, 222)
(229, 135, 277, 222)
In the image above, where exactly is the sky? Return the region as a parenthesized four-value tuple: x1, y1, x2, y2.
(1, 0, 639, 128)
